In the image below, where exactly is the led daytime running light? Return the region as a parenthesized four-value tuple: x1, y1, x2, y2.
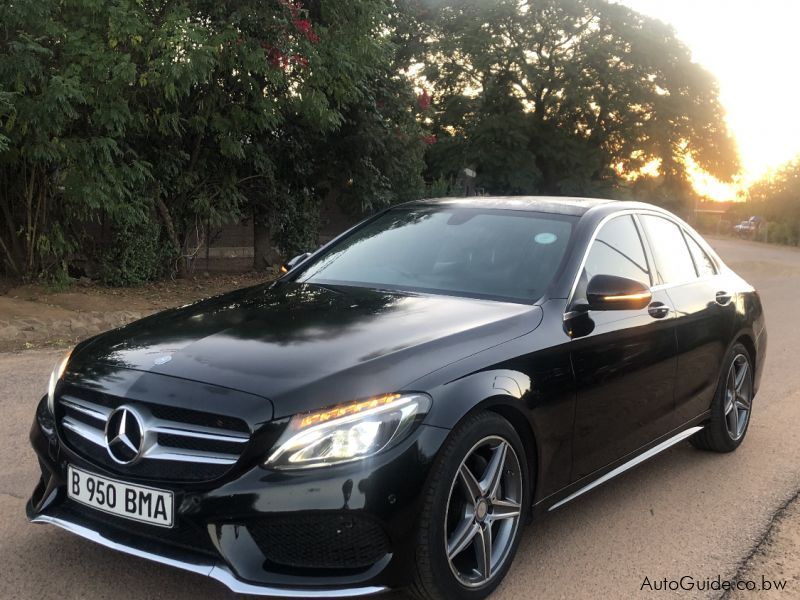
(296, 393, 402, 429)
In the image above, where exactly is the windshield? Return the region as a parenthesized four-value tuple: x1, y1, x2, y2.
(296, 205, 575, 303)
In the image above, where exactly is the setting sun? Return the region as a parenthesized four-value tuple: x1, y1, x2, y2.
(617, 0, 800, 200)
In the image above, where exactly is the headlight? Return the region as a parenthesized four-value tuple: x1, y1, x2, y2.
(264, 393, 431, 470)
(46, 349, 73, 414)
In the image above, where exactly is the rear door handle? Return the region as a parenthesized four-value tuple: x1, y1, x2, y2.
(715, 291, 732, 306)
(648, 301, 670, 319)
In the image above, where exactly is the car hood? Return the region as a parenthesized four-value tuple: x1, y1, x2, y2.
(73, 282, 542, 418)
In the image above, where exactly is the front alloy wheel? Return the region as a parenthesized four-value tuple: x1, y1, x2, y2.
(445, 436, 523, 587)
(411, 412, 530, 600)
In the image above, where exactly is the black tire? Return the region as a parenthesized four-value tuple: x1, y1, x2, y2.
(691, 342, 754, 452)
(409, 412, 531, 600)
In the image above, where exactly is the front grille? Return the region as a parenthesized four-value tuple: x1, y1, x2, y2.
(148, 404, 249, 433)
(249, 514, 390, 570)
(58, 500, 218, 558)
(157, 433, 244, 455)
(57, 387, 251, 482)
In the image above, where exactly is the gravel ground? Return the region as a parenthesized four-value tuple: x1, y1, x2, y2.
(0, 273, 266, 351)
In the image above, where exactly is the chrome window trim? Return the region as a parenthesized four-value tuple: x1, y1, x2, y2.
(637, 213, 713, 287)
(565, 209, 649, 310)
(681, 226, 721, 275)
(29, 514, 387, 597)
(565, 208, 719, 313)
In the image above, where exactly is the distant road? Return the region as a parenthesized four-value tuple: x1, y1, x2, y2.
(1, 236, 798, 599)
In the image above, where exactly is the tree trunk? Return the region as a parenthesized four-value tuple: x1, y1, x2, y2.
(253, 207, 279, 272)
(0, 234, 19, 276)
(0, 194, 23, 274)
(155, 195, 185, 277)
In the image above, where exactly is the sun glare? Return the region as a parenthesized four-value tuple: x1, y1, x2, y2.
(683, 155, 742, 203)
(617, 0, 800, 201)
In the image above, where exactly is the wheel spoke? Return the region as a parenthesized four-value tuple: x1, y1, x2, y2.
(727, 400, 739, 436)
(474, 525, 492, 579)
(724, 393, 734, 415)
(734, 360, 749, 393)
(480, 442, 508, 499)
(735, 395, 751, 411)
(490, 498, 521, 521)
(447, 518, 480, 560)
(458, 464, 482, 504)
(727, 368, 736, 398)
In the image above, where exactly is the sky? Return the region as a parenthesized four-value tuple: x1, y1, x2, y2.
(615, 0, 800, 199)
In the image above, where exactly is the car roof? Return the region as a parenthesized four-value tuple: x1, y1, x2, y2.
(405, 196, 663, 217)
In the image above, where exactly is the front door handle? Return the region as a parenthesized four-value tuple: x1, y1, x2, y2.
(715, 291, 732, 306)
(648, 301, 670, 319)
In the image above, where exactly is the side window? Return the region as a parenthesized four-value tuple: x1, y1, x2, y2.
(639, 215, 697, 284)
(583, 215, 650, 286)
(684, 233, 717, 278)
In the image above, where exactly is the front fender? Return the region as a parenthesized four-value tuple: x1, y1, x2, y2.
(410, 322, 576, 502)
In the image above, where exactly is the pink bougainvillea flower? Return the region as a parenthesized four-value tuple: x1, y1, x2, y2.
(417, 90, 432, 110)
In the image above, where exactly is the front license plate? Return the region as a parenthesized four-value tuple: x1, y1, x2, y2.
(67, 465, 174, 527)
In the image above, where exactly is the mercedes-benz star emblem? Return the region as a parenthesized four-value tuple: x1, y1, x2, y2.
(104, 406, 145, 465)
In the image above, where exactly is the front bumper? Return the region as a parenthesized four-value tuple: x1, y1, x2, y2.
(27, 406, 450, 596)
(28, 510, 381, 597)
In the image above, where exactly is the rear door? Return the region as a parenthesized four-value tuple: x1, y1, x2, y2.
(638, 214, 730, 424)
(569, 214, 678, 479)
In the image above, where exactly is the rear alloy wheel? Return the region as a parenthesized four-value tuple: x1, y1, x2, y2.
(691, 342, 754, 452)
(723, 353, 752, 441)
(411, 412, 530, 600)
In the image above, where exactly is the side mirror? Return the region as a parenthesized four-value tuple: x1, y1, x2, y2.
(586, 274, 651, 311)
(280, 252, 311, 274)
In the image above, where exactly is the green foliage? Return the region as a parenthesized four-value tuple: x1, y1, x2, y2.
(315, 73, 427, 216)
(766, 221, 798, 246)
(420, 0, 739, 205)
(749, 158, 800, 246)
(426, 176, 459, 198)
(99, 218, 174, 287)
(0, 0, 743, 280)
(43, 262, 74, 293)
(0, 89, 11, 153)
(0, 0, 420, 278)
(0, 0, 152, 277)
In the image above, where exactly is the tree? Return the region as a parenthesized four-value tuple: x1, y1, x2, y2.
(0, 0, 151, 278)
(0, 0, 422, 279)
(0, 0, 304, 279)
(313, 71, 426, 218)
(748, 159, 800, 245)
(249, 0, 419, 269)
(1, 0, 742, 280)
(116, 0, 326, 275)
(421, 0, 739, 206)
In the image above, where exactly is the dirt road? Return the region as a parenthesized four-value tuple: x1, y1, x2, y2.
(1, 237, 798, 599)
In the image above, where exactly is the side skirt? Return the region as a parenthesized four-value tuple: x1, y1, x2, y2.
(545, 425, 704, 512)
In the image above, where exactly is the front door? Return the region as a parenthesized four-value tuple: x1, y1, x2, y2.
(568, 214, 678, 480)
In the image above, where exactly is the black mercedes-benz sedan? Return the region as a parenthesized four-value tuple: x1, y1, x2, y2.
(28, 197, 766, 599)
